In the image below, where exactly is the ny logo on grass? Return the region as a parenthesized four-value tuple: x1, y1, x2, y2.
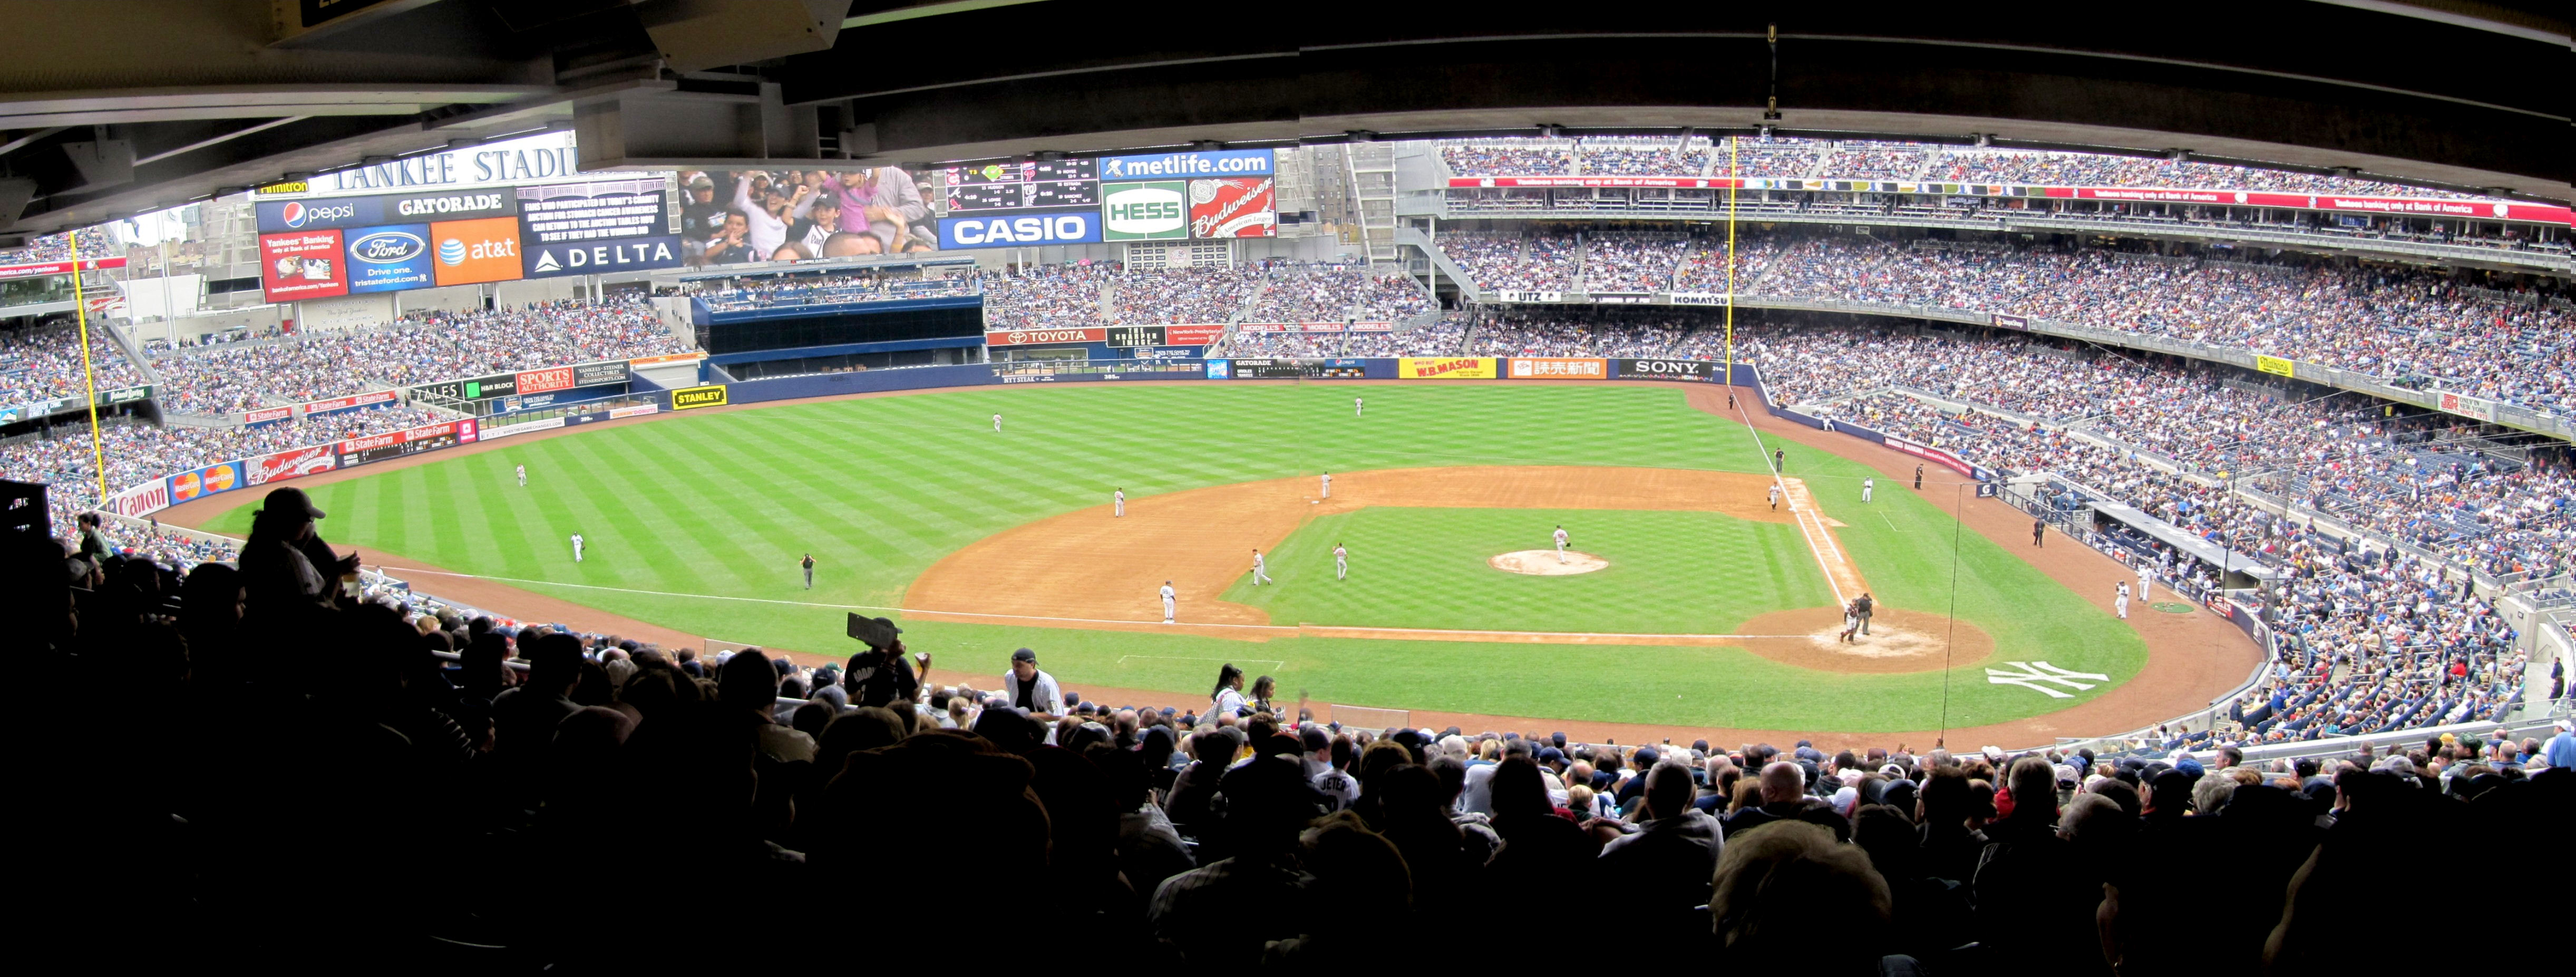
(1985, 661, 2112, 699)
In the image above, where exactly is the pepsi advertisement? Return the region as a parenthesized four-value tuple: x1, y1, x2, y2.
(345, 224, 434, 293)
(256, 189, 516, 233)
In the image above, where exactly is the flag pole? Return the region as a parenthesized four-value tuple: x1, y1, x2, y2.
(67, 229, 108, 507)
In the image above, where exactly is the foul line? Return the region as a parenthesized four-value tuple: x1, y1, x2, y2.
(1728, 396, 1850, 607)
(376, 565, 1811, 644)
(1119, 655, 1286, 669)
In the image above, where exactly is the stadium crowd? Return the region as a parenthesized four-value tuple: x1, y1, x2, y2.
(150, 300, 681, 414)
(1, 324, 147, 405)
(2, 404, 445, 494)
(979, 262, 1117, 331)
(1242, 262, 1432, 324)
(1112, 266, 1263, 325)
(16, 487, 2569, 968)
(0, 229, 121, 265)
(694, 270, 977, 310)
(1438, 231, 2574, 415)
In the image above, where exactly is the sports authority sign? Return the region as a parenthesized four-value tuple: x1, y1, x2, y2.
(985, 327, 1108, 345)
(1397, 357, 1498, 379)
(1506, 357, 1607, 379)
(1616, 358, 1715, 381)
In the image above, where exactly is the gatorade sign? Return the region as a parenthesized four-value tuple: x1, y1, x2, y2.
(1100, 181, 1188, 240)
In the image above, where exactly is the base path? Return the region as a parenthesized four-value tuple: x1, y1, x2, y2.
(903, 464, 1861, 639)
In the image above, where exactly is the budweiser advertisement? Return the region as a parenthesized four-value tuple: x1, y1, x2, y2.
(249, 445, 337, 485)
(985, 327, 1108, 345)
(1188, 177, 1275, 238)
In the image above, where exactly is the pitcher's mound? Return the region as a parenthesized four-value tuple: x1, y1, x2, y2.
(1732, 607, 1996, 673)
(1491, 549, 1607, 575)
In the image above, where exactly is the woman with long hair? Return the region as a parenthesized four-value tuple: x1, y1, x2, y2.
(1211, 663, 1247, 718)
(1249, 674, 1277, 714)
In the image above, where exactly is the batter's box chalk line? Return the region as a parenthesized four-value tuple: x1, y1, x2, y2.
(1117, 655, 1287, 670)
(1985, 661, 2112, 698)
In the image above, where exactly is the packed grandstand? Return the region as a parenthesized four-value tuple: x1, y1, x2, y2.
(7, 136, 2570, 971)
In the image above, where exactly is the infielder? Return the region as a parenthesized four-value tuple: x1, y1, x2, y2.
(2115, 580, 2132, 619)
(571, 532, 585, 563)
(991, 413, 1002, 432)
(1553, 525, 1570, 563)
(801, 553, 815, 589)
(1160, 581, 1177, 623)
(1114, 488, 1125, 517)
(1354, 396, 1364, 417)
(1320, 471, 1331, 499)
(1768, 484, 1781, 510)
(1862, 477, 1874, 503)
(1251, 549, 1272, 585)
(516, 463, 526, 487)
(1334, 543, 1348, 581)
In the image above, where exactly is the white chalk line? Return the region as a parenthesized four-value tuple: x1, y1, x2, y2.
(1730, 396, 1850, 607)
(1119, 655, 1286, 669)
(376, 565, 1809, 644)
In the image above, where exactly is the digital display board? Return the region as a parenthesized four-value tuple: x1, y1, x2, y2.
(517, 178, 681, 277)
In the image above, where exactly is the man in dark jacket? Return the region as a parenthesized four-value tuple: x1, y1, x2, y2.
(1724, 761, 1849, 841)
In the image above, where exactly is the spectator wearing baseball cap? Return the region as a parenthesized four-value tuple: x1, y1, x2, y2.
(1001, 647, 1061, 716)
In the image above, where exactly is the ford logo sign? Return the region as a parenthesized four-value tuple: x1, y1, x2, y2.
(351, 230, 426, 263)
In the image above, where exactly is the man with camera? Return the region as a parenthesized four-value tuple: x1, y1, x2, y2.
(843, 615, 923, 709)
(1003, 647, 1063, 717)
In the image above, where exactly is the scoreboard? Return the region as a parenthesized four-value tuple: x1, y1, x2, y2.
(943, 159, 1101, 214)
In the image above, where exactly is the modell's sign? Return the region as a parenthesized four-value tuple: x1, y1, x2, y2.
(985, 327, 1108, 345)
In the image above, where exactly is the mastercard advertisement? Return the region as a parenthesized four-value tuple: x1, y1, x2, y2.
(167, 461, 244, 502)
(430, 217, 525, 286)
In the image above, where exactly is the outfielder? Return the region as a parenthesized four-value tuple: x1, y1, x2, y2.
(1114, 488, 1125, 517)
(516, 463, 527, 487)
(1553, 525, 1570, 563)
(801, 553, 815, 589)
(2115, 580, 2131, 619)
(571, 532, 585, 563)
(1913, 464, 1924, 490)
(1320, 471, 1331, 499)
(1768, 484, 1781, 511)
(991, 412, 1002, 432)
(1354, 396, 1364, 417)
(1161, 581, 1177, 623)
(1251, 549, 1272, 585)
(1334, 543, 1348, 581)
(1862, 477, 1874, 503)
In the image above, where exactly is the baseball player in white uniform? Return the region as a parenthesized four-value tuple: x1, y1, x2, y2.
(1767, 484, 1781, 510)
(1354, 396, 1364, 417)
(2138, 562, 2153, 602)
(1553, 525, 1570, 563)
(1251, 549, 1272, 585)
(1320, 471, 1331, 499)
(571, 532, 585, 563)
(1862, 477, 1874, 503)
(1160, 581, 1177, 623)
(1334, 543, 1348, 581)
(516, 464, 526, 487)
(1114, 488, 1125, 517)
(991, 413, 1002, 432)
(2115, 580, 2131, 619)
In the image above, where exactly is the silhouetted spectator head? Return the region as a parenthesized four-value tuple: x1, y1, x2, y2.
(1711, 821, 1891, 968)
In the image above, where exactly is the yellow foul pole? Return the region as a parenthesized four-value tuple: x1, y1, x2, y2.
(1723, 134, 1740, 389)
(66, 229, 108, 506)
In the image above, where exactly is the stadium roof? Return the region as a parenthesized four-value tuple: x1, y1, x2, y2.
(1, 1, 2564, 241)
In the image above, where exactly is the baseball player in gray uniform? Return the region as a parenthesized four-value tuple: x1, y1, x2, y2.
(1251, 549, 1271, 585)
(1334, 543, 1348, 581)
(1114, 488, 1125, 517)
(1320, 471, 1331, 499)
(1768, 484, 1781, 510)
(1553, 525, 1570, 563)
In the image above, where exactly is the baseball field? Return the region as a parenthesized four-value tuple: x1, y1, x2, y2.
(199, 382, 2153, 734)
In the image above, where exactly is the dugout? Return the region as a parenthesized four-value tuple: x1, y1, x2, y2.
(2085, 499, 2283, 590)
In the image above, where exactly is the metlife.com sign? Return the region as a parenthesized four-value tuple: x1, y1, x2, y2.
(1097, 149, 1274, 180)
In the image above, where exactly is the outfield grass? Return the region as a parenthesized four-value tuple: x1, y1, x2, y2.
(1223, 507, 1831, 633)
(202, 383, 2146, 730)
